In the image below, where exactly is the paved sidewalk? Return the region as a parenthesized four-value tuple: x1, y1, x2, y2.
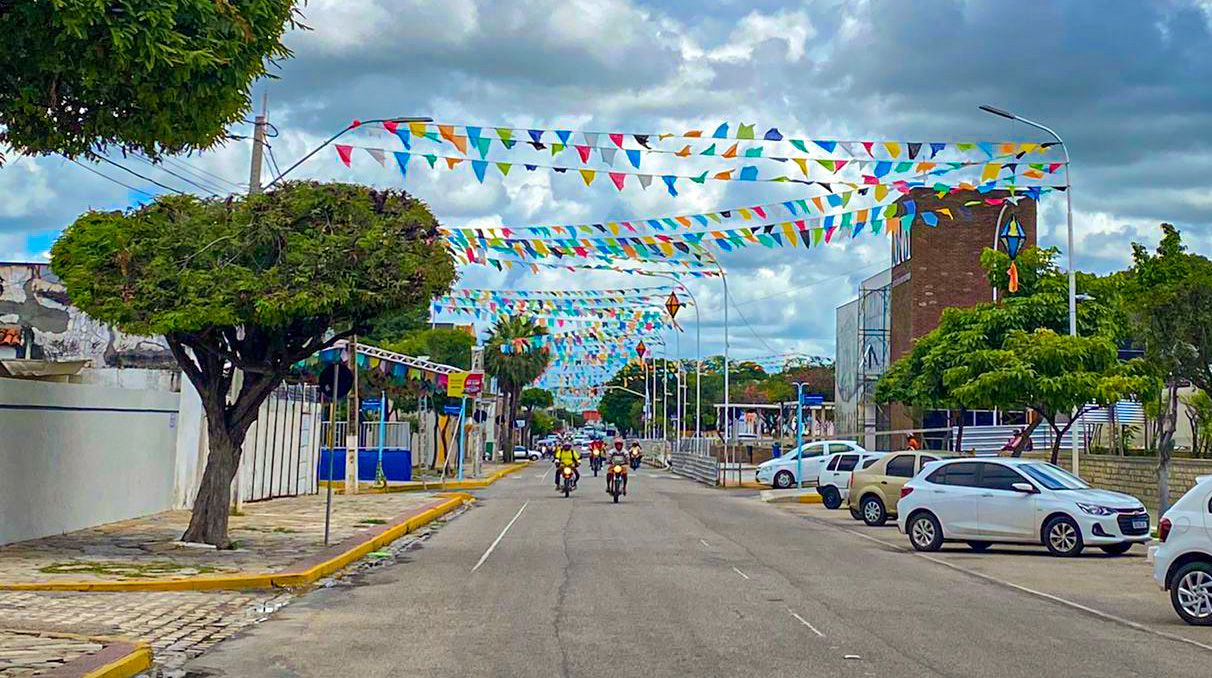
(0, 492, 445, 585)
(0, 629, 101, 677)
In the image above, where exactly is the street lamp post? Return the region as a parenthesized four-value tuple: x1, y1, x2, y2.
(981, 105, 1079, 474)
(264, 116, 434, 189)
(793, 382, 806, 491)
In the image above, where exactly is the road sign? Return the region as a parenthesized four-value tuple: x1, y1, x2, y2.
(317, 364, 353, 402)
(463, 372, 484, 396)
(444, 404, 463, 415)
(514, 419, 526, 429)
(801, 393, 825, 407)
(360, 398, 382, 412)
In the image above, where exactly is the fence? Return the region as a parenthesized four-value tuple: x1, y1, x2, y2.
(670, 447, 719, 485)
(238, 383, 323, 502)
(318, 421, 414, 451)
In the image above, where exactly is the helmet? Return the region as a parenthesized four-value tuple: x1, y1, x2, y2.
(613, 438, 624, 448)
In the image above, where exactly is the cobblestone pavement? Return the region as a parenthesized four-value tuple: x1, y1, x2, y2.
(0, 492, 445, 584)
(0, 629, 101, 677)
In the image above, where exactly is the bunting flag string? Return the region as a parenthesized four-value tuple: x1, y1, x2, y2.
(353, 119, 1062, 162)
(349, 123, 1062, 175)
(448, 285, 677, 299)
(450, 249, 722, 277)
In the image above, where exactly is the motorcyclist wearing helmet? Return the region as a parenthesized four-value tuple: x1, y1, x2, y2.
(606, 438, 629, 495)
(554, 441, 581, 490)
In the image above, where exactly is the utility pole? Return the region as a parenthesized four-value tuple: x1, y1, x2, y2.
(232, 92, 269, 515)
(470, 345, 485, 476)
(346, 336, 360, 494)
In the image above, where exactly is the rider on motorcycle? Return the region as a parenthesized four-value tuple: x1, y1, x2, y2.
(554, 441, 581, 490)
(606, 438, 629, 495)
(628, 440, 643, 467)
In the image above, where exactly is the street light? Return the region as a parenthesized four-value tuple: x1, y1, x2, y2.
(264, 116, 434, 189)
(793, 382, 807, 490)
(650, 274, 704, 448)
(982, 105, 1081, 475)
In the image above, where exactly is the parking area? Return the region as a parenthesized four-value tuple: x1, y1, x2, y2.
(776, 500, 1212, 649)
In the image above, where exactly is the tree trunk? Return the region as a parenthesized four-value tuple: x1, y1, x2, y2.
(505, 388, 521, 463)
(180, 422, 247, 548)
(1158, 380, 1180, 515)
(1010, 417, 1042, 458)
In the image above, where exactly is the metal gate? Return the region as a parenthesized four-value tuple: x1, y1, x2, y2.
(238, 383, 322, 502)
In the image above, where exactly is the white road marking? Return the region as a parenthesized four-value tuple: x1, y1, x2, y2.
(803, 515, 1212, 655)
(699, 539, 711, 548)
(731, 566, 750, 580)
(788, 609, 825, 637)
(537, 465, 554, 481)
(471, 502, 528, 573)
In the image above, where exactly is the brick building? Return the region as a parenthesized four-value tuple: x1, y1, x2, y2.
(835, 189, 1037, 449)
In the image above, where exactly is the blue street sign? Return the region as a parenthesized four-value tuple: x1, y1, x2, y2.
(802, 393, 825, 407)
(443, 404, 463, 415)
(360, 399, 382, 412)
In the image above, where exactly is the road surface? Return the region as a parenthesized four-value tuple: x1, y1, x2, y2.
(185, 466, 1209, 677)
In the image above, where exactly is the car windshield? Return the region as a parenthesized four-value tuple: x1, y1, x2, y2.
(1019, 463, 1090, 491)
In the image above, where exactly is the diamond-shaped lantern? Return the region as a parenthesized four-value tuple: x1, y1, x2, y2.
(999, 215, 1026, 260)
(636, 340, 647, 359)
(664, 291, 682, 319)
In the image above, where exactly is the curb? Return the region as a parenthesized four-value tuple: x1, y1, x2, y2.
(0, 493, 474, 593)
(760, 489, 825, 504)
(320, 461, 531, 494)
(2, 629, 152, 678)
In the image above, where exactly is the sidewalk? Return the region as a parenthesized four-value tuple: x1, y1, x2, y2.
(321, 460, 530, 494)
(0, 491, 458, 588)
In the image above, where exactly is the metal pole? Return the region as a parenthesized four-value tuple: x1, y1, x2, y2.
(795, 383, 805, 491)
(979, 105, 1078, 473)
(720, 266, 732, 485)
(377, 390, 387, 486)
(456, 396, 468, 481)
(264, 116, 433, 189)
(323, 363, 341, 547)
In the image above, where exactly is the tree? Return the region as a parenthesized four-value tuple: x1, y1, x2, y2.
(484, 317, 550, 462)
(51, 182, 455, 546)
(519, 387, 553, 446)
(0, 1, 299, 161)
(947, 329, 1156, 464)
(1125, 223, 1212, 511)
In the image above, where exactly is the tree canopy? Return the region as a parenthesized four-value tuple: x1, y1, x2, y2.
(51, 181, 455, 546)
(484, 317, 550, 461)
(0, 1, 300, 160)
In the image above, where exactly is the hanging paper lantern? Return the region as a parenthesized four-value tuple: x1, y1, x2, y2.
(999, 214, 1026, 293)
(664, 291, 682, 319)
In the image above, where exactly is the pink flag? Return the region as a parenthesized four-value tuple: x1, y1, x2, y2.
(609, 172, 626, 190)
(383, 120, 399, 134)
(575, 145, 591, 163)
(609, 133, 625, 148)
(335, 144, 353, 167)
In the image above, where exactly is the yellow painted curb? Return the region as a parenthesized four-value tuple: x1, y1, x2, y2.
(320, 461, 531, 494)
(798, 494, 824, 504)
(81, 643, 153, 678)
(0, 494, 474, 593)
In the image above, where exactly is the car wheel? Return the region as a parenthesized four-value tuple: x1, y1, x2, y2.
(1100, 542, 1133, 556)
(820, 486, 842, 510)
(967, 541, 992, 552)
(908, 512, 943, 552)
(773, 471, 794, 489)
(1043, 515, 1084, 557)
(1171, 561, 1212, 626)
(861, 495, 887, 527)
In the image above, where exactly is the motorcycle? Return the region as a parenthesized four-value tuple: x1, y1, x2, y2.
(608, 464, 626, 503)
(589, 450, 603, 476)
(629, 450, 642, 471)
(558, 463, 577, 497)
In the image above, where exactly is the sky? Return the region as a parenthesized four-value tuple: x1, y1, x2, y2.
(4, 0, 1212, 364)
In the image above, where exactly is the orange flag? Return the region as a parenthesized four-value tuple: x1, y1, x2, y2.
(439, 125, 468, 154)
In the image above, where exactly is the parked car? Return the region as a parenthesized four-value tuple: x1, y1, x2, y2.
(897, 458, 1150, 557)
(847, 451, 948, 526)
(816, 451, 886, 510)
(754, 440, 867, 489)
(1152, 475, 1212, 625)
(514, 445, 540, 461)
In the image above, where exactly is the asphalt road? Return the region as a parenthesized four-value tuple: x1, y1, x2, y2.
(185, 466, 1212, 677)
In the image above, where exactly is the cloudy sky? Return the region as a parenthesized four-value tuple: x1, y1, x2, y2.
(5, 0, 1211, 363)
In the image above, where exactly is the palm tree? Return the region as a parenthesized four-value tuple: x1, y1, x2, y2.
(485, 316, 551, 462)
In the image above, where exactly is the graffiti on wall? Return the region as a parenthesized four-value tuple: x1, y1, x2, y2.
(0, 263, 174, 367)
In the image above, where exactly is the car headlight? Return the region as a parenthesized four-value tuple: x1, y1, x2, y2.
(1076, 502, 1115, 516)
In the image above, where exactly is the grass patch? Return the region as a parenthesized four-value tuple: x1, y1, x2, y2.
(271, 527, 298, 534)
(357, 518, 388, 525)
(39, 560, 222, 579)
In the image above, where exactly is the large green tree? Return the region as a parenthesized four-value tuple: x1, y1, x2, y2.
(484, 317, 550, 462)
(0, 1, 299, 161)
(51, 182, 455, 546)
(1125, 223, 1212, 510)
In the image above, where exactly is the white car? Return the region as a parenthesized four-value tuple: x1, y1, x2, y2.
(897, 458, 1150, 557)
(1152, 475, 1212, 625)
(754, 440, 868, 489)
(816, 451, 886, 510)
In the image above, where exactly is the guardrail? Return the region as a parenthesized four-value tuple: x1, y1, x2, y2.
(670, 449, 719, 486)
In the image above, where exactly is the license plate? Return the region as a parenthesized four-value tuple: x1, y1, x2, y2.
(1132, 519, 1148, 530)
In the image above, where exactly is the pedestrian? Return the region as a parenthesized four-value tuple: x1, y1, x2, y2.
(1001, 429, 1024, 454)
(907, 434, 921, 451)
(772, 441, 782, 458)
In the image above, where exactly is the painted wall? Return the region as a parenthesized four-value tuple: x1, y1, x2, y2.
(0, 377, 181, 545)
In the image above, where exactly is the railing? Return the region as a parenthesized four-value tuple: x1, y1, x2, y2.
(318, 421, 413, 450)
(670, 449, 719, 486)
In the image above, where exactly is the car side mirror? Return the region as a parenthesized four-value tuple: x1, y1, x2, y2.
(1011, 482, 1037, 494)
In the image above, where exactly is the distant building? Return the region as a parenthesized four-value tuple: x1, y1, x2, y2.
(835, 189, 1038, 450)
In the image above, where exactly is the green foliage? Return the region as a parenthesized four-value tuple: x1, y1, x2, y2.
(484, 316, 550, 461)
(1127, 224, 1212, 392)
(0, 0, 299, 160)
(383, 328, 473, 371)
(530, 410, 556, 438)
(520, 387, 554, 410)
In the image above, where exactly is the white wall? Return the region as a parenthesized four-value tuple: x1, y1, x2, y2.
(0, 377, 181, 545)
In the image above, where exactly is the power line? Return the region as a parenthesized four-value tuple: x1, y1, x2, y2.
(266, 143, 284, 180)
(159, 156, 246, 192)
(67, 158, 156, 199)
(129, 153, 224, 196)
(94, 155, 186, 194)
